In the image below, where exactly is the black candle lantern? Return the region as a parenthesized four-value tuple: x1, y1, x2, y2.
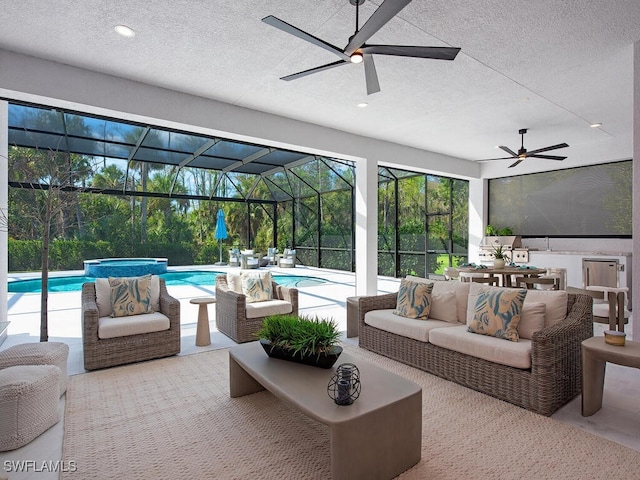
(327, 363, 361, 405)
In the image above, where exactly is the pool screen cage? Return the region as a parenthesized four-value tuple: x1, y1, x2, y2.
(5, 101, 468, 275)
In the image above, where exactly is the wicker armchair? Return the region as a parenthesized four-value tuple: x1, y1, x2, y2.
(215, 274, 299, 343)
(81, 278, 181, 370)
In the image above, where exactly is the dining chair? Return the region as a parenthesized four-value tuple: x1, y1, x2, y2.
(468, 275, 499, 286)
(514, 276, 560, 290)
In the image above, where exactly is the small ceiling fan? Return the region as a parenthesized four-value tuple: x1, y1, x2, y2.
(479, 129, 569, 168)
(262, 0, 460, 95)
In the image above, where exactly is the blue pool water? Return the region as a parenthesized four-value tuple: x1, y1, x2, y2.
(8, 271, 326, 293)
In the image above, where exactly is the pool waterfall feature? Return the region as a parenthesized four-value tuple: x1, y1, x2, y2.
(83, 258, 168, 278)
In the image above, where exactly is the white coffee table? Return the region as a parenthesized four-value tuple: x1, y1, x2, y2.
(229, 342, 422, 480)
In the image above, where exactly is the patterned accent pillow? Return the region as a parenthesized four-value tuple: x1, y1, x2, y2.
(468, 287, 527, 342)
(109, 275, 153, 318)
(393, 279, 434, 319)
(242, 273, 273, 303)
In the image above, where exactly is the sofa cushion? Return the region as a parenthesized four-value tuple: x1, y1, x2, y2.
(109, 275, 153, 318)
(468, 287, 527, 342)
(518, 302, 546, 339)
(406, 276, 470, 323)
(245, 299, 293, 319)
(96, 275, 160, 318)
(428, 291, 459, 323)
(242, 272, 273, 303)
(466, 282, 567, 328)
(394, 278, 434, 319)
(365, 309, 457, 342)
(98, 312, 170, 339)
(429, 325, 532, 369)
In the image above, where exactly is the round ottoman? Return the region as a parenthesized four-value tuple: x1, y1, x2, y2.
(0, 365, 61, 451)
(0, 342, 69, 395)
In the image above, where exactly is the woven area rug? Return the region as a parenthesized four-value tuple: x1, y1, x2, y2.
(62, 346, 640, 479)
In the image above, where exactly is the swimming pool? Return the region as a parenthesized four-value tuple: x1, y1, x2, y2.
(83, 258, 168, 277)
(7, 271, 327, 293)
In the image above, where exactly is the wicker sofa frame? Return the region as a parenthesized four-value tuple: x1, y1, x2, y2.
(215, 274, 299, 343)
(81, 279, 181, 370)
(358, 292, 593, 416)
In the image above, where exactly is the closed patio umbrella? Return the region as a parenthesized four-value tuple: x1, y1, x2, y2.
(214, 209, 228, 265)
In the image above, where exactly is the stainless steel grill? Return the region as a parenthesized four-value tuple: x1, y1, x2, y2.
(479, 235, 524, 264)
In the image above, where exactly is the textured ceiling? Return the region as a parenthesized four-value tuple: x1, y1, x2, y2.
(1, 0, 639, 171)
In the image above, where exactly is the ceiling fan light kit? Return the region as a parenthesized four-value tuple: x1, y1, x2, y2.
(480, 128, 569, 168)
(262, 0, 460, 95)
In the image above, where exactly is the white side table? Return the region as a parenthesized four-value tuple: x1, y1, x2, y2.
(190, 297, 216, 346)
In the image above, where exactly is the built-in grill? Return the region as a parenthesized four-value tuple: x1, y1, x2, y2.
(479, 235, 527, 264)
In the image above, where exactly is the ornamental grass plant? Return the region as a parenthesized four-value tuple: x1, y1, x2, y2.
(256, 314, 340, 357)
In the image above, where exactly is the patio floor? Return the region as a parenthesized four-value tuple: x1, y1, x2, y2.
(1, 266, 639, 480)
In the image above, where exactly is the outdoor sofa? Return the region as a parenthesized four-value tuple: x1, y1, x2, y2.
(358, 277, 593, 416)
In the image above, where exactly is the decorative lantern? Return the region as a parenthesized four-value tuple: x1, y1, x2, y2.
(327, 363, 361, 405)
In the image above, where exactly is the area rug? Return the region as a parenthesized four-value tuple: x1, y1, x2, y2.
(62, 346, 640, 480)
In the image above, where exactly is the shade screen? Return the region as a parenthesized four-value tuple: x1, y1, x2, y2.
(488, 160, 632, 237)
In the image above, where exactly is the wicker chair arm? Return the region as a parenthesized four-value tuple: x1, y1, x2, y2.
(357, 292, 398, 327)
(530, 293, 593, 370)
(273, 283, 299, 315)
(158, 278, 180, 329)
(81, 283, 100, 345)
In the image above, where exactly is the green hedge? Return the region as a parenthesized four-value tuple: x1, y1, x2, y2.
(8, 239, 201, 272)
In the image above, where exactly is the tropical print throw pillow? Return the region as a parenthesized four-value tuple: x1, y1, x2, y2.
(393, 279, 434, 319)
(468, 287, 527, 341)
(109, 275, 153, 318)
(242, 273, 273, 303)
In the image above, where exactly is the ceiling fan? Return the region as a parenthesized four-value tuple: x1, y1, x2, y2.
(262, 0, 460, 95)
(479, 129, 569, 168)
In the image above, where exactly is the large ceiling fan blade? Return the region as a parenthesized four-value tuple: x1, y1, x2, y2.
(498, 146, 518, 157)
(525, 143, 569, 156)
(281, 60, 349, 81)
(477, 157, 516, 162)
(360, 44, 460, 60)
(529, 154, 567, 161)
(508, 159, 524, 168)
(344, 0, 412, 56)
(262, 15, 350, 61)
(363, 55, 381, 95)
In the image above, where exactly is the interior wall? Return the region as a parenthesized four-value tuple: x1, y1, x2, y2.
(633, 40, 639, 314)
(0, 101, 7, 323)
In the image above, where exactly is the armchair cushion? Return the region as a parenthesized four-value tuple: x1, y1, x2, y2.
(109, 275, 153, 317)
(245, 300, 294, 319)
(98, 312, 170, 339)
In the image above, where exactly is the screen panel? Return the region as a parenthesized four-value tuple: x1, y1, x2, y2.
(488, 161, 632, 236)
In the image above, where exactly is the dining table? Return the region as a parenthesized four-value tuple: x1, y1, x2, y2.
(457, 265, 549, 287)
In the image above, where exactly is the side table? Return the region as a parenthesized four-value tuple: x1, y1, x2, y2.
(581, 336, 640, 416)
(346, 296, 362, 338)
(190, 297, 216, 347)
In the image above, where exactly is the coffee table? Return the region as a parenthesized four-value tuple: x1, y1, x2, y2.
(229, 342, 422, 480)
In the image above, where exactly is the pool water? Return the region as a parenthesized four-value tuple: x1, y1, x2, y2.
(8, 271, 326, 293)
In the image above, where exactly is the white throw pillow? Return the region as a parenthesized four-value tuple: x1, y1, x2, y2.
(517, 302, 546, 339)
(428, 291, 459, 323)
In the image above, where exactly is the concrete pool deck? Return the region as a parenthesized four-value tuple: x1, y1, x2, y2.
(4, 264, 403, 375)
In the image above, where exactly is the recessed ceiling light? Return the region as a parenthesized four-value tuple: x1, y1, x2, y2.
(114, 25, 135, 38)
(590, 122, 603, 128)
(357, 102, 368, 108)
